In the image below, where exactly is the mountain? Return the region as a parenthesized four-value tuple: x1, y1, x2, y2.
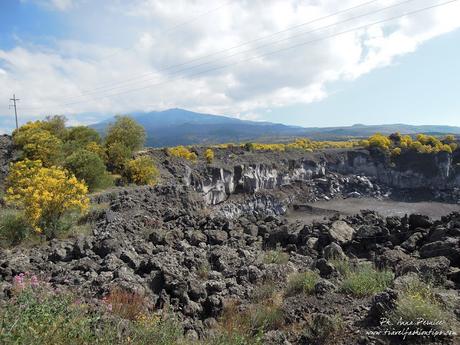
(91, 108, 460, 147)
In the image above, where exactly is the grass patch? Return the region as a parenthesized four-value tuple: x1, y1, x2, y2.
(329, 259, 353, 277)
(285, 271, 319, 297)
(78, 202, 110, 224)
(251, 281, 277, 303)
(0, 275, 184, 345)
(251, 303, 284, 331)
(0, 209, 32, 247)
(213, 295, 283, 344)
(387, 278, 458, 336)
(339, 261, 394, 297)
(263, 248, 289, 265)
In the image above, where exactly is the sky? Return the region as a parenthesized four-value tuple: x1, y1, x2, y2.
(0, 0, 459, 133)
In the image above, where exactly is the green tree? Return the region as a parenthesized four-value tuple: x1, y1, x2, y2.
(64, 126, 102, 155)
(66, 126, 101, 145)
(105, 116, 146, 152)
(106, 142, 131, 172)
(64, 149, 110, 191)
(42, 115, 68, 139)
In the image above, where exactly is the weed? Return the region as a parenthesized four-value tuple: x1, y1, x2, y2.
(263, 248, 289, 265)
(103, 287, 147, 320)
(251, 281, 277, 303)
(285, 271, 319, 297)
(197, 261, 211, 280)
(387, 278, 458, 336)
(303, 313, 345, 345)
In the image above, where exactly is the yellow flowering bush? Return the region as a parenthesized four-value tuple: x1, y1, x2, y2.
(368, 133, 391, 151)
(13, 122, 63, 166)
(205, 148, 214, 163)
(364, 132, 457, 156)
(85, 141, 108, 162)
(125, 156, 159, 185)
(167, 146, 197, 161)
(5, 159, 89, 237)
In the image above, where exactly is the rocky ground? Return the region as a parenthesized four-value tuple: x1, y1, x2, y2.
(1, 182, 460, 344)
(1, 142, 460, 344)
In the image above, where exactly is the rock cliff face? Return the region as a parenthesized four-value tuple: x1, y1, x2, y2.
(187, 159, 325, 205)
(172, 148, 460, 205)
(336, 149, 460, 190)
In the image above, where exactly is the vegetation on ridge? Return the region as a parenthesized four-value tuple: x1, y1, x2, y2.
(2, 115, 158, 242)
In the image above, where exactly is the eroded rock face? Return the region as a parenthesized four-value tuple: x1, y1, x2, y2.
(159, 148, 460, 205)
(187, 160, 326, 205)
(337, 149, 460, 196)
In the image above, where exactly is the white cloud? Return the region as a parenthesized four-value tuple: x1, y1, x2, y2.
(1, 0, 460, 129)
(23, 0, 79, 11)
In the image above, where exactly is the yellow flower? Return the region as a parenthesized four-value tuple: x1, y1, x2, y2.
(5, 159, 89, 235)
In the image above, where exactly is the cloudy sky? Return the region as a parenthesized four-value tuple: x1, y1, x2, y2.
(0, 0, 459, 132)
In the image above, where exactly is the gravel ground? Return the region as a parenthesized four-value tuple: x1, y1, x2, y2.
(287, 197, 460, 223)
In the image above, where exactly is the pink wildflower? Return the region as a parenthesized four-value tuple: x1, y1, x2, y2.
(13, 274, 25, 289)
(30, 275, 39, 287)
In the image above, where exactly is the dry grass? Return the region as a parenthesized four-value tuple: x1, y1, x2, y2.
(104, 287, 147, 320)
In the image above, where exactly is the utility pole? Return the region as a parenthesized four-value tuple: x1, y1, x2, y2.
(9, 94, 19, 130)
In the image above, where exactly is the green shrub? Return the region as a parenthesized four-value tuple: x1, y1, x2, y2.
(0, 210, 32, 246)
(64, 126, 102, 155)
(340, 262, 393, 297)
(303, 313, 344, 344)
(285, 271, 319, 296)
(66, 126, 101, 145)
(124, 156, 159, 185)
(65, 149, 111, 191)
(106, 142, 132, 172)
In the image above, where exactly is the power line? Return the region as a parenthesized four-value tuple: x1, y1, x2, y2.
(21, 0, 459, 112)
(95, 0, 233, 63)
(9, 94, 20, 130)
(84, 0, 384, 93)
(27, 0, 420, 106)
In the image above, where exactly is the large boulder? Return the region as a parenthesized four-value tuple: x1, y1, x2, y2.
(419, 238, 460, 266)
(397, 256, 451, 285)
(327, 220, 355, 245)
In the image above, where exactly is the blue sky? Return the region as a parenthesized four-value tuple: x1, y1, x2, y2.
(1, 0, 460, 132)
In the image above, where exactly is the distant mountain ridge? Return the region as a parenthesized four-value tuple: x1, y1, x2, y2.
(90, 108, 460, 147)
